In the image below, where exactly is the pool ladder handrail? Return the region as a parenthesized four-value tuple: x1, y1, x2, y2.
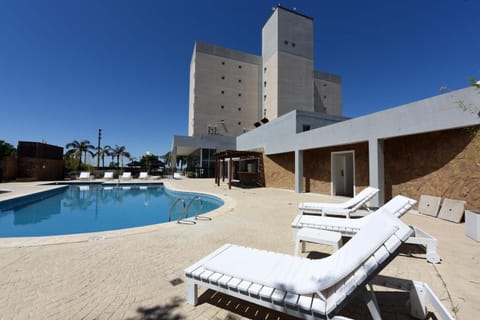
(168, 196, 212, 224)
(186, 196, 212, 221)
(168, 198, 195, 224)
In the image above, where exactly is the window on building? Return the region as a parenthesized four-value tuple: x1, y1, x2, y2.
(238, 121, 241, 125)
(303, 124, 311, 132)
(221, 61, 225, 65)
(324, 95, 327, 99)
(238, 65, 242, 69)
(284, 40, 288, 45)
(264, 81, 267, 87)
(221, 105, 225, 109)
(264, 94, 267, 101)
(238, 107, 241, 111)
(264, 67, 267, 73)
(221, 90, 224, 94)
(292, 42, 296, 47)
(238, 93, 242, 97)
(263, 109, 267, 116)
(238, 79, 242, 83)
(221, 76, 225, 80)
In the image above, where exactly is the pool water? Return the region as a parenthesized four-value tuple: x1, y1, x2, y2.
(0, 184, 223, 237)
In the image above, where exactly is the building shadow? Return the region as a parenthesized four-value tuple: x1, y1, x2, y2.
(127, 297, 185, 320)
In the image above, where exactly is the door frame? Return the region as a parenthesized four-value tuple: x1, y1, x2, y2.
(330, 150, 355, 197)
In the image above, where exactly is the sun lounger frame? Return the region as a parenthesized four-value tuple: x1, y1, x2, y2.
(291, 217, 440, 264)
(186, 244, 403, 320)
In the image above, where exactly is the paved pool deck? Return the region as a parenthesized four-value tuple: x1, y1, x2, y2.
(0, 178, 478, 319)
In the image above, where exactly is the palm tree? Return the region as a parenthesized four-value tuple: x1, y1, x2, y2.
(65, 140, 95, 165)
(95, 145, 112, 168)
(112, 145, 131, 168)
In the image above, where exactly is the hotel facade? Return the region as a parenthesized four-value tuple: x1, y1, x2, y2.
(172, 6, 480, 209)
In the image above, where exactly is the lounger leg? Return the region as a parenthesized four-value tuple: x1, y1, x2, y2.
(407, 227, 441, 264)
(425, 242, 440, 264)
(186, 279, 198, 305)
(361, 286, 382, 320)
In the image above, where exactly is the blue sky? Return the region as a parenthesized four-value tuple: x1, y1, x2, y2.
(1, 0, 479, 162)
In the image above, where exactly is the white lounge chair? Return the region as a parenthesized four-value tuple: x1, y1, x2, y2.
(119, 172, 132, 180)
(103, 172, 114, 180)
(185, 208, 454, 319)
(292, 195, 441, 264)
(78, 171, 91, 180)
(299, 186, 379, 218)
(139, 172, 149, 180)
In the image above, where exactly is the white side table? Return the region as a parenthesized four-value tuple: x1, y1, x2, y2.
(295, 228, 343, 256)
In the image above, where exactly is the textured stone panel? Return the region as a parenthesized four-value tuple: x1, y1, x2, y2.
(418, 195, 442, 217)
(384, 126, 480, 211)
(438, 198, 466, 223)
(263, 152, 295, 189)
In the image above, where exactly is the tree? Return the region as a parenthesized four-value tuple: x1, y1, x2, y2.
(0, 140, 16, 160)
(112, 145, 131, 168)
(65, 140, 95, 166)
(95, 145, 112, 168)
(140, 153, 159, 173)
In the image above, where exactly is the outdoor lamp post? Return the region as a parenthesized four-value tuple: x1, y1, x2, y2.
(97, 129, 102, 168)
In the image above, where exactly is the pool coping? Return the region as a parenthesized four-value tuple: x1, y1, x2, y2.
(0, 180, 234, 247)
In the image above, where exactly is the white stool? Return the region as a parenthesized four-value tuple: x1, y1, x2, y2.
(295, 228, 343, 256)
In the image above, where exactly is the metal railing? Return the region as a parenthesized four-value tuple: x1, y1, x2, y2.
(186, 196, 212, 221)
(168, 196, 212, 224)
(168, 198, 195, 224)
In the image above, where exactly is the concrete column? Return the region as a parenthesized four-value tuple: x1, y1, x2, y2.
(368, 138, 385, 207)
(295, 149, 304, 193)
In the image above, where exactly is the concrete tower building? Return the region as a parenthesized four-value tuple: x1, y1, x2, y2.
(174, 6, 344, 177)
(262, 8, 315, 119)
(188, 42, 261, 137)
(187, 6, 342, 138)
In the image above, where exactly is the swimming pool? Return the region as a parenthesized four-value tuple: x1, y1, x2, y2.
(0, 184, 223, 237)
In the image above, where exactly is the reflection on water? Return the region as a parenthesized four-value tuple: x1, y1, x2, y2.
(0, 185, 222, 237)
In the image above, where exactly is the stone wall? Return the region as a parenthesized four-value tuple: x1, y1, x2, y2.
(384, 126, 480, 210)
(303, 143, 369, 194)
(261, 126, 480, 210)
(262, 142, 370, 193)
(263, 152, 295, 189)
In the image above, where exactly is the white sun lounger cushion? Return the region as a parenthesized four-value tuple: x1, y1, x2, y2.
(300, 187, 379, 212)
(297, 215, 365, 231)
(204, 211, 403, 295)
(294, 195, 417, 233)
